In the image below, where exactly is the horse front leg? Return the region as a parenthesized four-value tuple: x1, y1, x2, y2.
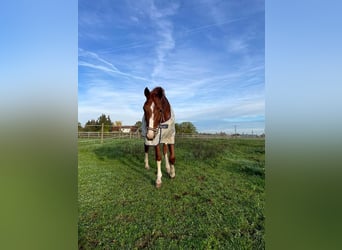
(155, 144, 162, 188)
(144, 145, 150, 170)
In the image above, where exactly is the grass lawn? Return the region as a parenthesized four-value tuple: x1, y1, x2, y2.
(78, 138, 265, 249)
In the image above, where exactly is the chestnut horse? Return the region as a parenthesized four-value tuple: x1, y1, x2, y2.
(142, 87, 176, 188)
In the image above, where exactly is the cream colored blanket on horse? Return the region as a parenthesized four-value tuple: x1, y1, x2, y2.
(142, 109, 175, 146)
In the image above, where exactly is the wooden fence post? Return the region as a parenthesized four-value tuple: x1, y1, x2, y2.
(101, 123, 104, 144)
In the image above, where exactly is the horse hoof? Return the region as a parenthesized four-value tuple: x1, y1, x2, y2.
(156, 182, 162, 188)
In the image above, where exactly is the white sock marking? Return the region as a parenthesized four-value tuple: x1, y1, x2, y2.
(156, 160, 162, 184)
(170, 164, 175, 178)
(144, 152, 149, 169)
(164, 153, 170, 174)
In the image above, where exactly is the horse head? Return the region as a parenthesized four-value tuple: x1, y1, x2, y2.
(143, 87, 170, 140)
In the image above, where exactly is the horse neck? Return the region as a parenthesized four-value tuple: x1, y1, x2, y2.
(161, 97, 171, 122)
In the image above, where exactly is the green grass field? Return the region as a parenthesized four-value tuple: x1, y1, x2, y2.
(78, 138, 265, 249)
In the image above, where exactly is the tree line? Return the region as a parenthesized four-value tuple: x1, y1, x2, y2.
(78, 114, 198, 134)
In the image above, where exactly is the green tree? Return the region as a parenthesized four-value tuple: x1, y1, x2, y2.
(114, 121, 122, 127)
(78, 122, 83, 131)
(175, 123, 180, 133)
(84, 114, 113, 132)
(176, 122, 197, 134)
(84, 119, 98, 131)
(135, 121, 142, 127)
(135, 121, 142, 133)
(97, 114, 112, 132)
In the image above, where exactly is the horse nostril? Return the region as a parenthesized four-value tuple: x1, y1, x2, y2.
(146, 132, 154, 140)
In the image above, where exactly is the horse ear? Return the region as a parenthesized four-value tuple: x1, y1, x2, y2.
(144, 87, 150, 98)
(156, 87, 164, 99)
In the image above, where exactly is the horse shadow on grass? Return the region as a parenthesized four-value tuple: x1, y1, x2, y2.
(93, 142, 157, 186)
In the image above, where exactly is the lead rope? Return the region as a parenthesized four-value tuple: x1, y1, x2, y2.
(158, 109, 163, 145)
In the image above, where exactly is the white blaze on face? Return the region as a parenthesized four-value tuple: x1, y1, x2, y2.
(147, 102, 155, 139)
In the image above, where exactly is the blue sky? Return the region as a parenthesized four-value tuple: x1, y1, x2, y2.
(78, 0, 264, 134)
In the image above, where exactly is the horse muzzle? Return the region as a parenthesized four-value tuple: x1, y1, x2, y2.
(146, 127, 157, 140)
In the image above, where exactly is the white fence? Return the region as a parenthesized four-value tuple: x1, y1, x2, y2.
(78, 131, 263, 142)
(78, 131, 141, 139)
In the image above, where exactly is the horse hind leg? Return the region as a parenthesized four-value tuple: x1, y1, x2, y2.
(168, 144, 175, 179)
(163, 144, 171, 175)
(144, 145, 150, 170)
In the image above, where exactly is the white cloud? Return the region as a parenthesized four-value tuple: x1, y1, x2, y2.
(79, 48, 151, 82)
(78, 61, 117, 74)
(148, 1, 179, 79)
(78, 84, 145, 126)
(130, 16, 139, 23)
(228, 38, 249, 53)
